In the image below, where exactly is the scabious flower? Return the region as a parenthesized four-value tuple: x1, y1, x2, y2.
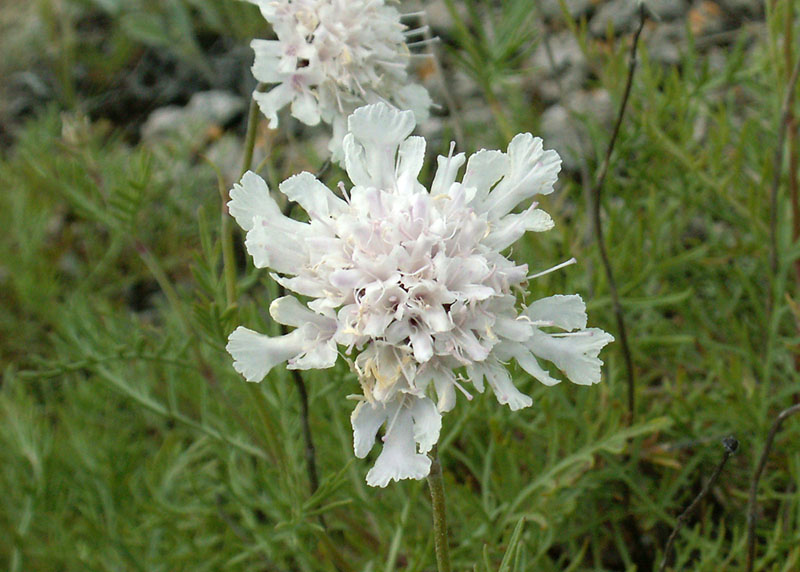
(226, 103, 613, 487)
(246, 0, 432, 161)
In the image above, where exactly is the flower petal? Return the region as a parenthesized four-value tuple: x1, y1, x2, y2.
(345, 103, 416, 189)
(290, 89, 321, 126)
(253, 83, 295, 128)
(483, 134, 561, 220)
(226, 326, 305, 382)
(245, 216, 309, 273)
(365, 400, 431, 487)
(279, 171, 347, 218)
(410, 396, 441, 454)
(228, 171, 279, 232)
(396, 136, 426, 194)
(251, 39, 285, 83)
(524, 295, 588, 331)
(351, 400, 388, 458)
(484, 207, 554, 251)
(528, 328, 615, 386)
(462, 149, 508, 202)
(469, 359, 532, 411)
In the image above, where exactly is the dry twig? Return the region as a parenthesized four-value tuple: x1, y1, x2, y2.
(746, 403, 800, 572)
(658, 437, 738, 572)
(589, 6, 646, 423)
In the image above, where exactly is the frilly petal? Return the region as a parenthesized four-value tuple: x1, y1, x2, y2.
(279, 172, 347, 218)
(524, 295, 588, 331)
(226, 326, 305, 382)
(483, 134, 562, 220)
(365, 399, 431, 487)
(228, 171, 279, 232)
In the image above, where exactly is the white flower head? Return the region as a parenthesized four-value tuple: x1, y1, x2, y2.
(247, 0, 432, 161)
(226, 103, 613, 487)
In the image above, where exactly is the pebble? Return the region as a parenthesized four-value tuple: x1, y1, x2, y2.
(540, 89, 613, 172)
(589, 0, 640, 36)
(141, 90, 245, 142)
(644, 0, 689, 21)
(539, 0, 593, 20)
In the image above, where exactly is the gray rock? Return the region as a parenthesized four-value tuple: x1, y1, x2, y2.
(716, 0, 763, 17)
(528, 31, 588, 102)
(540, 89, 614, 172)
(141, 90, 245, 141)
(539, 0, 593, 20)
(646, 21, 686, 65)
(590, 0, 639, 36)
(531, 31, 587, 77)
(644, 0, 689, 20)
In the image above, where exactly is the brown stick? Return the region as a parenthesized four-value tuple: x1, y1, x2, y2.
(589, 6, 646, 424)
(658, 437, 738, 572)
(746, 403, 800, 572)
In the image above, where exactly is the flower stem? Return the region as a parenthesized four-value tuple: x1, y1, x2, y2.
(427, 446, 451, 572)
(241, 83, 267, 176)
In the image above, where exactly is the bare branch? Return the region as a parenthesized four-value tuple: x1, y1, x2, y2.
(589, 6, 646, 423)
(658, 436, 738, 572)
(746, 403, 800, 572)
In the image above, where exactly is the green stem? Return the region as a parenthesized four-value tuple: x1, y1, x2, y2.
(427, 447, 451, 572)
(241, 83, 267, 176)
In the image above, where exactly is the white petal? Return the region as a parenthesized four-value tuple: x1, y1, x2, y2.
(431, 150, 466, 195)
(410, 397, 441, 454)
(497, 342, 560, 386)
(250, 39, 285, 83)
(290, 90, 321, 126)
(396, 136, 426, 194)
(279, 172, 347, 218)
(410, 329, 434, 363)
(483, 134, 561, 220)
(226, 326, 304, 382)
(345, 103, 416, 190)
(351, 401, 388, 458)
(395, 83, 432, 122)
(289, 339, 338, 370)
(253, 83, 294, 128)
(528, 328, 615, 386)
(484, 207, 554, 250)
(270, 296, 332, 329)
(462, 149, 508, 202)
(470, 360, 532, 411)
(228, 171, 278, 232)
(245, 216, 309, 273)
(524, 295, 588, 331)
(366, 401, 431, 487)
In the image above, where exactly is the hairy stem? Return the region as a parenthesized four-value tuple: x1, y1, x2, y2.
(427, 446, 451, 572)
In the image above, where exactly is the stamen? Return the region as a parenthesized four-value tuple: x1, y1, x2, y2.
(406, 37, 439, 48)
(527, 257, 577, 280)
(451, 376, 473, 401)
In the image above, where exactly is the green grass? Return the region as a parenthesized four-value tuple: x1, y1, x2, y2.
(2, 1, 800, 570)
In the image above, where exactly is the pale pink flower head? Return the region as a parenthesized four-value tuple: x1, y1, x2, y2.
(226, 103, 613, 487)
(247, 0, 432, 161)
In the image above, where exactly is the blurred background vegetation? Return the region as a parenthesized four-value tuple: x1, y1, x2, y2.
(1, 0, 799, 570)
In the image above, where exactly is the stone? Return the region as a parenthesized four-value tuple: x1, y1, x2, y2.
(589, 0, 640, 36)
(540, 89, 614, 172)
(646, 21, 686, 65)
(141, 90, 245, 142)
(644, 0, 689, 21)
(539, 0, 593, 20)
